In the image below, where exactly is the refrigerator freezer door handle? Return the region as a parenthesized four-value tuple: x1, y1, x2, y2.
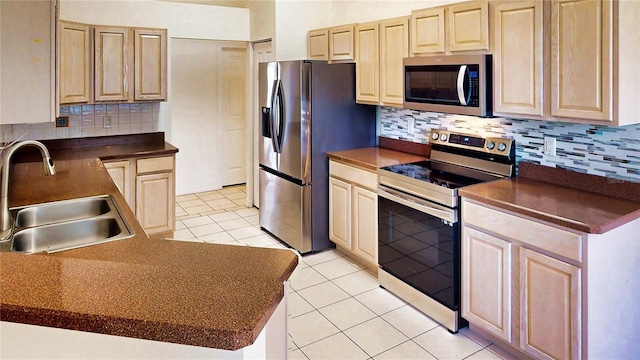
(275, 80, 285, 153)
(269, 80, 281, 153)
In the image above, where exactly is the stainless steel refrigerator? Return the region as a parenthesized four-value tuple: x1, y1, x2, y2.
(259, 60, 376, 254)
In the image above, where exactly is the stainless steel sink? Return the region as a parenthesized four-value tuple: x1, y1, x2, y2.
(15, 196, 112, 228)
(3, 195, 134, 254)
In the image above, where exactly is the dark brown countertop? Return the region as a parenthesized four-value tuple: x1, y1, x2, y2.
(327, 147, 427, 171)
(460, 163, 640, 234)
(0, 133, 298, 351)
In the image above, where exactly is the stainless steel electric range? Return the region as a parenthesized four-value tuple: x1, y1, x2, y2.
(377, 130, 515, 333)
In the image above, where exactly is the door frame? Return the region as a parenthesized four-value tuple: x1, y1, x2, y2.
(247, 39, 272, 208)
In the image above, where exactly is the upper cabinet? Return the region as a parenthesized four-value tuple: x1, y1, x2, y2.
(59, 21, 92, 105)
(493, 0, 639, 126)
(411, 0, 488, 55)
(59, 23, 167, 105)
(328, 24, 355, 62)
(307, 25, 355, 63)
(550, 0, 611, 121)
(0, 0, 55, 124)
(307, 28, 329, 61)
(355, 16, 409, 107)
(94, 26, 131, 102)
(134, 29, 167, 101)
(492, 1, 544, 116)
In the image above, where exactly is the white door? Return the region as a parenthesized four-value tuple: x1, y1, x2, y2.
(252, 41, 272, 207)
(220, 47, 247, 186)
(170, 38, 220, 195)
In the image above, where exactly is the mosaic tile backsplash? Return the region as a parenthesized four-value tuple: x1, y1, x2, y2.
(0, 103, 164, 143)
(379, 107, 640, 182)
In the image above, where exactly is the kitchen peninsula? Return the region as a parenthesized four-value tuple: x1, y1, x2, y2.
(0, 133, 298, 359)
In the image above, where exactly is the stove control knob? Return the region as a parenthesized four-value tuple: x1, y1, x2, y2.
(498, 142, 507, 152)
(486, 141, 495, 150)
(440, 133, 448, 142)
(431, 132, 439, 141)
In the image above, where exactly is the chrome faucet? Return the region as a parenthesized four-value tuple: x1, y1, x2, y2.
(0, 140, 56, 241)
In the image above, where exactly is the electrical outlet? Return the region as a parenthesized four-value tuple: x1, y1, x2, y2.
(544, 137, 556, 156)
(407, 118, 415, 134)
(103, 115, 112, 129)
(55, 116, 69, 128)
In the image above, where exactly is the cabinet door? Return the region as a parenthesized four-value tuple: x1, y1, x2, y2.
(329, 25, 355, 62)
(104, 160, 135, 210)
(493, 1, 543, 116)
(410, 7, 445, 54)
(520, 248, 581, 360)
(462, 226, 512, 342)
(134, 28, 167, 101)
(136, 172, 174, 236)
(329, 177, 351, 249)
(380, 17, 409, 107)
(447, 1, 489, 51)
(355, 22, 379, 104)
(59, 21, 92, 104)
(94, 26, 131, 102)
(0, 0, 54, 124)
(352, 186, 377, 265)
(307, 29, 328, 61)
(551, 0, 612, 121)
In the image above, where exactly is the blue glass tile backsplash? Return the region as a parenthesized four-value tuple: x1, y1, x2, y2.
(379, 107, 640, 182)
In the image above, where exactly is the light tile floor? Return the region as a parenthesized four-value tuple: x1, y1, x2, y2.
(172, 185, 518, 360)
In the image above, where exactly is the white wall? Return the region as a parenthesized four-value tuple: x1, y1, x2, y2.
(331, 0, 461, 25)
(60, 0, 250, 40)
(249, 0, 275, 42)
(273, 0, 331, 61)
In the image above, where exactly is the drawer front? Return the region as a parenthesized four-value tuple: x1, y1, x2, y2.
(462, 200, 583, 262)
(137, 156, 174, 174)
(329, 160, 377, 190)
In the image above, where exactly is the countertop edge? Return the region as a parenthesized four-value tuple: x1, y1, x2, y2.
(459, 190, 640, 234)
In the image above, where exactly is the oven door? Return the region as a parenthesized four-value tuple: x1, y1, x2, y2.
(378, 185, 461, 311)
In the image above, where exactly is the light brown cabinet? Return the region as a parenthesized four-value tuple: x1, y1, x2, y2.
(58, 23, 167, 104)
(461, 197, 640, 359)
(104, 155, 175, 238)
(134, 28, 167, 101)
(550, 0, 611, 121)
(355, 22, 379, 104)
(410, 7, 445, 54)
(493, 0, 639, 126)
(307, 25, 355, 63)
(59, 21, 92, 105)
(94, 26, 131, 102)
(492, 1, 543, 116)
(355, 16, 409, 107)
(104, 159, 135, 210)
(462, 199, 582, 359)
(307, 28, 329, 61)
(329, 24, 355, 62)
(411, 1, 488, 55)
(329, 160, 378, 268)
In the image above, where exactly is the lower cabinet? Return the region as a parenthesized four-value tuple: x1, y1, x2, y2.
(460, 197, 640, 360)
(103, 155, 175, 238)
(328, 160, 378, 267)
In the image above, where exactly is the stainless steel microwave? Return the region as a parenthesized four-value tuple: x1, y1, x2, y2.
(403, 54, 492, 117)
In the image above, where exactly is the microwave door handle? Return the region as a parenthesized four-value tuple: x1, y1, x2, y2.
(457, 65, 468, 106)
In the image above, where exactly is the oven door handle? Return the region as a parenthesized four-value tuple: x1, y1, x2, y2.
(378, 187, 458, 223)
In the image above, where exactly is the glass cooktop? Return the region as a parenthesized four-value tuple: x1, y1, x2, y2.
(380, 160, 501, 190)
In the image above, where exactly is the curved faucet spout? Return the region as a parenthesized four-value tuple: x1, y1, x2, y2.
(0, 140, 56, 241)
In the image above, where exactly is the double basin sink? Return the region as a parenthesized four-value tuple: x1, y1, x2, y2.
(2, 195, 134, 254)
